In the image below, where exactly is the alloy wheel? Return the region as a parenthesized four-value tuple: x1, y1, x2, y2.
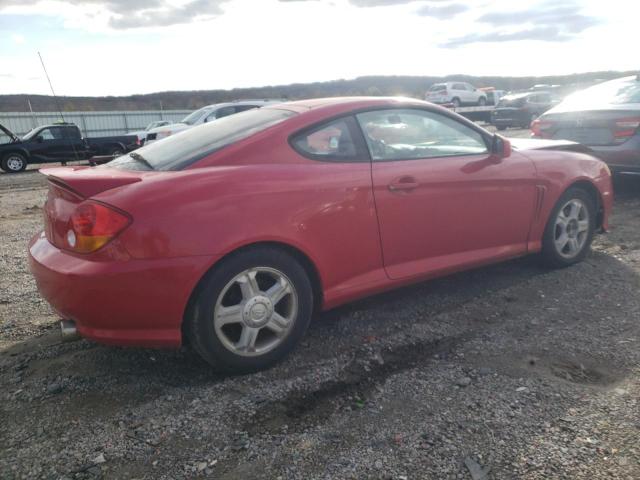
(213, 267, 298, 357)
(6, 155, 25, 171)
(554, 199, 589, 259)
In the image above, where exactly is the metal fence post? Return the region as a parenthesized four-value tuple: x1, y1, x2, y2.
(80, 114, 88, 137)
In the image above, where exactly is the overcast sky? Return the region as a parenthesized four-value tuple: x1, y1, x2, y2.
(0, 0, 635, 96)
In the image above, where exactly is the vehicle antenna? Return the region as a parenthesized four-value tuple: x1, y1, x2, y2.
(37, 51, 80, 163)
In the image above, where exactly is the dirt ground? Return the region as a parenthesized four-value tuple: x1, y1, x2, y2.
(1, 133, 639, 479)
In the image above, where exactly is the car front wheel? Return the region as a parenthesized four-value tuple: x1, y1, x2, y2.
(1, 153, 27, 173)
(541, 188, 596, 268)
(186, 247, 314, 373)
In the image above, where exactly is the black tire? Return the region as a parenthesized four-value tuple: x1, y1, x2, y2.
(478, 96, 487, 106)
(524, 113, 538, 129)
(451, 97, 461, 108)
(186, 246, 314, 373)
(497, 126, 507, 131)
(1, 152, 27, 173)
(541, 187, 596, 268)
(109, 147, 124, 158)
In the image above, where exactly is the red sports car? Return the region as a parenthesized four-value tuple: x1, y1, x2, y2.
(29, 97, 613, 372)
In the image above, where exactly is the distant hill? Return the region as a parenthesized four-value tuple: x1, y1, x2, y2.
(1, 71, 636, 112)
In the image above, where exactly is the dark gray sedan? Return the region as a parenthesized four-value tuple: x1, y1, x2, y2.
(532, 75, 640, 174)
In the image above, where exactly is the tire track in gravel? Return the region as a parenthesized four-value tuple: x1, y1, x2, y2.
(243, 334, 468, 436)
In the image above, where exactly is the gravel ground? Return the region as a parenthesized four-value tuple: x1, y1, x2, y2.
(1, 130, 639, 479)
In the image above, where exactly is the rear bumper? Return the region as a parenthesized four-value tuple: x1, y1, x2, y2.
(28, 232, 216, 348)
(572, 136, 640, 172)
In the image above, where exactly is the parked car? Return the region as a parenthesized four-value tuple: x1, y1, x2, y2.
(425, 82, 487, 107)
(531, 75, 640, 174)
(129, 120, 171, 144)
(491, 91, 553, 130)
(0, 123, 139, 173)
(484, 89, 507, 106)
(29, 97, 612, 372)
(144, 100, 278, 144)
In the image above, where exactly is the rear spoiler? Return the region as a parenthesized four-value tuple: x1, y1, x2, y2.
(40, 166, 142, 198)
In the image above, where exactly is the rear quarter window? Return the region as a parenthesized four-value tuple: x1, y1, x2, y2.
(107, 108, 296, 171)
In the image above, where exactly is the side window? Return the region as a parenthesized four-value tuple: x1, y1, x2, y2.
(49, 127, 65, 139)
(62, 127, 81, 140)
(215, 106, 237, 119)
(356, 109, 488, 161)
(453, 83, 465, 91)
(291, 118, 358, 160)
(235, 105, 259, 113)
(38, 128, 55, 140)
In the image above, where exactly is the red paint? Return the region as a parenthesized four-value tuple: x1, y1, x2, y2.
(28, 97, 613, 348)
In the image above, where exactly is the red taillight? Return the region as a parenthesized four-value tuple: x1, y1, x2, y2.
(613, 117, 640, 141)
(67, 202, 130, 253)
(531, 119, 554, 138)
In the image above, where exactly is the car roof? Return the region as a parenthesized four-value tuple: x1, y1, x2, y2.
(272, 96, 429, 112)
(200, 100, 281, 109)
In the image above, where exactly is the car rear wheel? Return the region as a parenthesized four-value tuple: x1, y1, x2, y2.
(186, 247, 313, 373)
(496, 126, 507, 131)
(1, 153, 27, 173)
(478, 96, 487, 106)
(527, 113, 538, 128)
(541, 187, 595, 268)
(109, 147, 124, 158)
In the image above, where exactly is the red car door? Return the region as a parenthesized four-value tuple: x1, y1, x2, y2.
(356, 108, 538, 280)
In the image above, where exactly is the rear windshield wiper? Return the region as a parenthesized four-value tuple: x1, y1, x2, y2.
(129, 152, 154, 170)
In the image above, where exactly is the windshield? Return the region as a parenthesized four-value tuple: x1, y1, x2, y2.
(22, 127, 40, 140)
(562, 77, 640, 108)
(107, 107, 296, 171)
(180, 107, 213, 126)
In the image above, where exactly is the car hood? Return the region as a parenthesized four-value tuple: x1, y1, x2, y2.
(147, 123, 190, 134)
(510, 137, 593, 155)
(0, 123, 20, 143)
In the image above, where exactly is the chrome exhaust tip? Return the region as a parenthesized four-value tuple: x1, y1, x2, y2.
(60, 319, 80, 342)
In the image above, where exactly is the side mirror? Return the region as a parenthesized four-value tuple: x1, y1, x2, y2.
(491, 134, 511, 160)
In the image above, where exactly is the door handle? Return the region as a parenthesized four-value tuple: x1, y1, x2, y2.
(388, 176, 419, 192)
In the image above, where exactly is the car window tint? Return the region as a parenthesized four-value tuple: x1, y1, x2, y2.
(107, 108, 296, 171)
(235, 105, 259, 113)
(453, 83, 465, 90)
(356, 109, 488, 161)
(215, 106, 237, 119)
(291, 118, 357, 160)
(62, 127, 80, 139)
(39, 128, 64, 140)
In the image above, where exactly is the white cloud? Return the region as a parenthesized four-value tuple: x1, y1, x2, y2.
(0, 0, 635, 96)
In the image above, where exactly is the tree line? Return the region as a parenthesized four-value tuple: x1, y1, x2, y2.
(1, 71, 636, 112)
